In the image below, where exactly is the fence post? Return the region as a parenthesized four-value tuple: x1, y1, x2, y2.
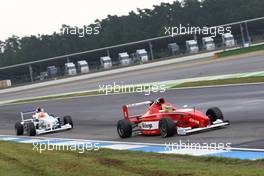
(107, 49, 110, 57)
(149, 41, 154, 60)
(193, 34, 197, 41)
(240, 23, 245, 47)
(28, 64, 33, 82)
(245, 22, 251, 44)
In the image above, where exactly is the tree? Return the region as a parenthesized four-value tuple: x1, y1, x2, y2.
(0, 0, 263, 67)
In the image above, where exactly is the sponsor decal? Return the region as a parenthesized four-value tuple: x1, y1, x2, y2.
(189, 118, 200, 124)
(141, 123, 153, 129)
(138, 122, 159, 130)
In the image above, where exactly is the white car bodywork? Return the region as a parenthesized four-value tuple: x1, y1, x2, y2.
(20, 111, 72, 135)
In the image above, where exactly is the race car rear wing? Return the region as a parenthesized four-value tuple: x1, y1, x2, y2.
(20, 111, 36, 122)
(122, 101, 153, 119)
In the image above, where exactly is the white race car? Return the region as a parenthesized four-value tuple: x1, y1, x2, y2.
(14, 108, 73, 136)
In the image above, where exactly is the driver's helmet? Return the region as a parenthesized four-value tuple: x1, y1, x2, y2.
(36, 108, 45, 118)
(36, 107, 42, 113)
(156, 97, 165, 105)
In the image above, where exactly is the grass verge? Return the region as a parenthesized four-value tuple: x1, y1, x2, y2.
(9, 85, 156, 104)
(174, 76, 264, 88)
(218, 44, 264, 58)
(12, 90, 102, 104)
(0, 141, 264, 176)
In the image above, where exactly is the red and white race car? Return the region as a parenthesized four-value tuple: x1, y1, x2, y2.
(117, 98, 230, 138)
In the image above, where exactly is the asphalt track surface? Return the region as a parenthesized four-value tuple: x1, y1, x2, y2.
(1, 51, 264, 101)
(1, 84, 264, 148)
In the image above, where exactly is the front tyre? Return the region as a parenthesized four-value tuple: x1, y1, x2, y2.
(15, 122, 24, 135)
(27, 122, 36, 136)
(159, 118, 175, 138)
(117, 119, 132, 138)
(206, 107, 224, 124)
(63, 116, 73, 128)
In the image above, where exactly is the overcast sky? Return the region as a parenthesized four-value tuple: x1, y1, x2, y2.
(0, 0, 175, 41)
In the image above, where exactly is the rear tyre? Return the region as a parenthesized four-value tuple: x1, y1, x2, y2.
(206, 107, 224, 124)
(117, 119, 132, 138)
(63, 116, 73, 128)
(15, 122, 24, 135)
(159, 118, 175, 138)
(27, 122, 36, 136)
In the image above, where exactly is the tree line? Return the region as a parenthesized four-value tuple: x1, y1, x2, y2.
(0, 0, 263, 67)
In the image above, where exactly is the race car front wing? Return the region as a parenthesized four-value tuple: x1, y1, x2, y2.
(36, 124, 72, 135)
(177, 120, 230, 135)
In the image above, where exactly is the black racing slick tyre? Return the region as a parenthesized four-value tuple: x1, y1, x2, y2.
(159, 118, 175, 138)
(27, 122, 36, 136)
(15, 122, 24, 135)
(63, 116, 73, 128)
(206, 107, 224, 124)
(117, 119, 132, 138)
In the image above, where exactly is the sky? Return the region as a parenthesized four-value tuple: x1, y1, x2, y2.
(0, 0, 176, 41)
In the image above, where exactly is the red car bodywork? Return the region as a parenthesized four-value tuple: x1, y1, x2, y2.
(122, 101, 212, 136)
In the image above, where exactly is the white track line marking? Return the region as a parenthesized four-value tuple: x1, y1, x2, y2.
(1, 135, 264, 152)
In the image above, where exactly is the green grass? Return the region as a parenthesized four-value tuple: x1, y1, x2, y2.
(12, 90, 102, 104)
(175, 76, 264, 88)
(0, 141, 264, 176)
(9, 85, 156, 104)
(218, 44, 264, 58)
